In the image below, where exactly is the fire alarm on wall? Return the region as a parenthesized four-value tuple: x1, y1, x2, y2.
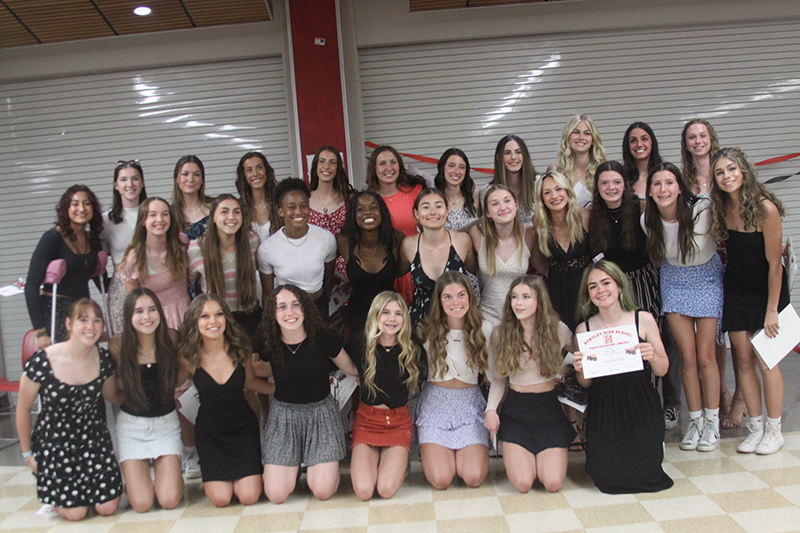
(314, 38, 326, 45)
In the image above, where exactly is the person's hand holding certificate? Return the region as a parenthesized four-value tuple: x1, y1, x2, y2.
(576, 324, 643, 379)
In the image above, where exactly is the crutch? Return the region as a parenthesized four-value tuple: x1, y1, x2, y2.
(44, 260, 67, 340)
(92, 251, 112, 336)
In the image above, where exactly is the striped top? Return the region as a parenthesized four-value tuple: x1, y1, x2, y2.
(188, 231, 260, 312)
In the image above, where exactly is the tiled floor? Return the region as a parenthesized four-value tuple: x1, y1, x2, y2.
(0, 434, 800, 532)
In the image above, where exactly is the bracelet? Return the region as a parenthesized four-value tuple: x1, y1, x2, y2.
(21, 450, 33, 459)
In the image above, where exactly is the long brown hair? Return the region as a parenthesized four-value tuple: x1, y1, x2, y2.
(680, 119, 720, 189)
(200, 195, 258, 312)
(170, 155, 214, 231)
(123, 197, 188, 284)
(492, 135, 537, 213)
(178, 294, 252, 367)
(588, 161, 642, 256)
(235, 151, 281, 234)
(643, 163, 699, 266)
(118, 288, 178, 412)
(362, 291, 421, 400)
(710, 147, 786, 241)
(493, 275, 564, 378)
(366, 145, 426, 193)
(422, 271, 487, 379)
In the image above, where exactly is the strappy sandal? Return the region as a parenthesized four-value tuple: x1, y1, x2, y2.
(721, 397, 747, 429)
(569, 419, 586, 452)
(720, 388, 733, 416)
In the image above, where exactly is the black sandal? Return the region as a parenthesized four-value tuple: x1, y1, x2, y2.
(569, 419, 586, 452)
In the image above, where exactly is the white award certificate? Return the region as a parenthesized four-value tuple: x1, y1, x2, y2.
(576, 323, 643, 379)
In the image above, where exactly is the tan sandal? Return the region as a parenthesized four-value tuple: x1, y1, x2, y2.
(720, 389, 733, 416)
(721, 397, 747, 429)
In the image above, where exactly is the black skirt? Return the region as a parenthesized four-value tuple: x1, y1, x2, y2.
(498, 389, 576, 455)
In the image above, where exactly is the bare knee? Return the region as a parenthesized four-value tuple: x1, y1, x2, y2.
(508, 472, 535, 493)
(376, 478, 401, 500)
(95, 498, 120, 516)
(353, 480, 375, 501)
(265, 484, 292, 504)
(129, 494, 154, 513)
(426, 469, 454, 491)
(310, 479, 339, 501)
(236, 488, 261, 506)
(58, 507, 88, 521)
(156, 490, 182, 510)
(460, 465, 488, 488)
(540, 473, 565, 493)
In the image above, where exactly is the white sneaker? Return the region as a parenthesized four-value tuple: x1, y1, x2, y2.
(697, 419, 720, 452)
(182, 449, 202, 479)
(680, 418, 703, 451)
(737, 420, 765, 453)
(756, 421, 785, 455)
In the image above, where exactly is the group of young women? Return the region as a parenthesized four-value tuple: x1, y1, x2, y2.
(17, 115, 790, 518)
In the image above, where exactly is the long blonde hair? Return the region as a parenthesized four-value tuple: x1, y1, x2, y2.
(422, 271, 487, 379)
(481, 185, 525, 277)
(361, 292, 421, 400)
(555, 114, 607, 190)
(494, 276, 564, 378)
(534, 171, 585, 257)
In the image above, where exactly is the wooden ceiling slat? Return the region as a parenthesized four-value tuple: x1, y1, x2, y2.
(0, 8, 38, 48)
(4, 0, 114, 43)
(183, 0, 270, 26)
(94, 0, 192, 35)
(409, 0, 468, 11)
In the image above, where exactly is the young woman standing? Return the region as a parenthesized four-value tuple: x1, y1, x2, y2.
(348, 292, 424, 500)
(235, 151, 281, 243)
(643, 163, 723, 452)
(622, 122, 663, 200)
(171, 155, 214, 240)
(101, 160, 147, 333)
(711, 147, 789, 455)
(469, 185, 535, 326)
(484, 135, 537, 225)
(434, 148, 479, 230)
(26, 185, 104, 348)
(309, 146, 353, 235)
(549, 114, 608, 208)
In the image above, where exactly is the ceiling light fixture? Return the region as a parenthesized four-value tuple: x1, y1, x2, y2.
(134, 6, 152, 16)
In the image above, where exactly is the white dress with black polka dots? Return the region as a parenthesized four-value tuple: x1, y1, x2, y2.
(24, 349, 122, 508)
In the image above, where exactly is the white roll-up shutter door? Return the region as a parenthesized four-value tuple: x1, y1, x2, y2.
(0, 57, 291, 378)
(360, 19, 800, 302)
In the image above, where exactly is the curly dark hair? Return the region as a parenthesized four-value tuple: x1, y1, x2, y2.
(258, 284, 330, 368)
(274, 177, 310, 207)
(55, 184, 103, 246)
(434, 147, 477, 217)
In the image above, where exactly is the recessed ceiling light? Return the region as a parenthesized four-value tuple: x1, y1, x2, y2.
(134, 6, 152, 16)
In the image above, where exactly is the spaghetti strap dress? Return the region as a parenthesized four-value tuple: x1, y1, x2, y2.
(546, 231, 590, 331)
(409, 232, 469, 325)
(722, 230, 790, 332)
(193, 364, 262, 482)
(346, 251, 398, 332)
(583, 312, 673, 494)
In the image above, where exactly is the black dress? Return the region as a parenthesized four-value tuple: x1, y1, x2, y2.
(24, 349, 122, 508)
(547, 231, 590, 331)
(583, 312, 673, 494)
(722, 230, 790, 332)
(194, 364, 262, 482)
(346, 251, 397, 333)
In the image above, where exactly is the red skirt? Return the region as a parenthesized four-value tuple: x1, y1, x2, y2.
(351, 403, 413, 452)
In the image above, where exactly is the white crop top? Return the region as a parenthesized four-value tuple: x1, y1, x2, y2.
(486, 321, 572, 411)
(640, 197, 715, 267)
(424, 322, 494, 385)
(256, 225, 337, 293)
